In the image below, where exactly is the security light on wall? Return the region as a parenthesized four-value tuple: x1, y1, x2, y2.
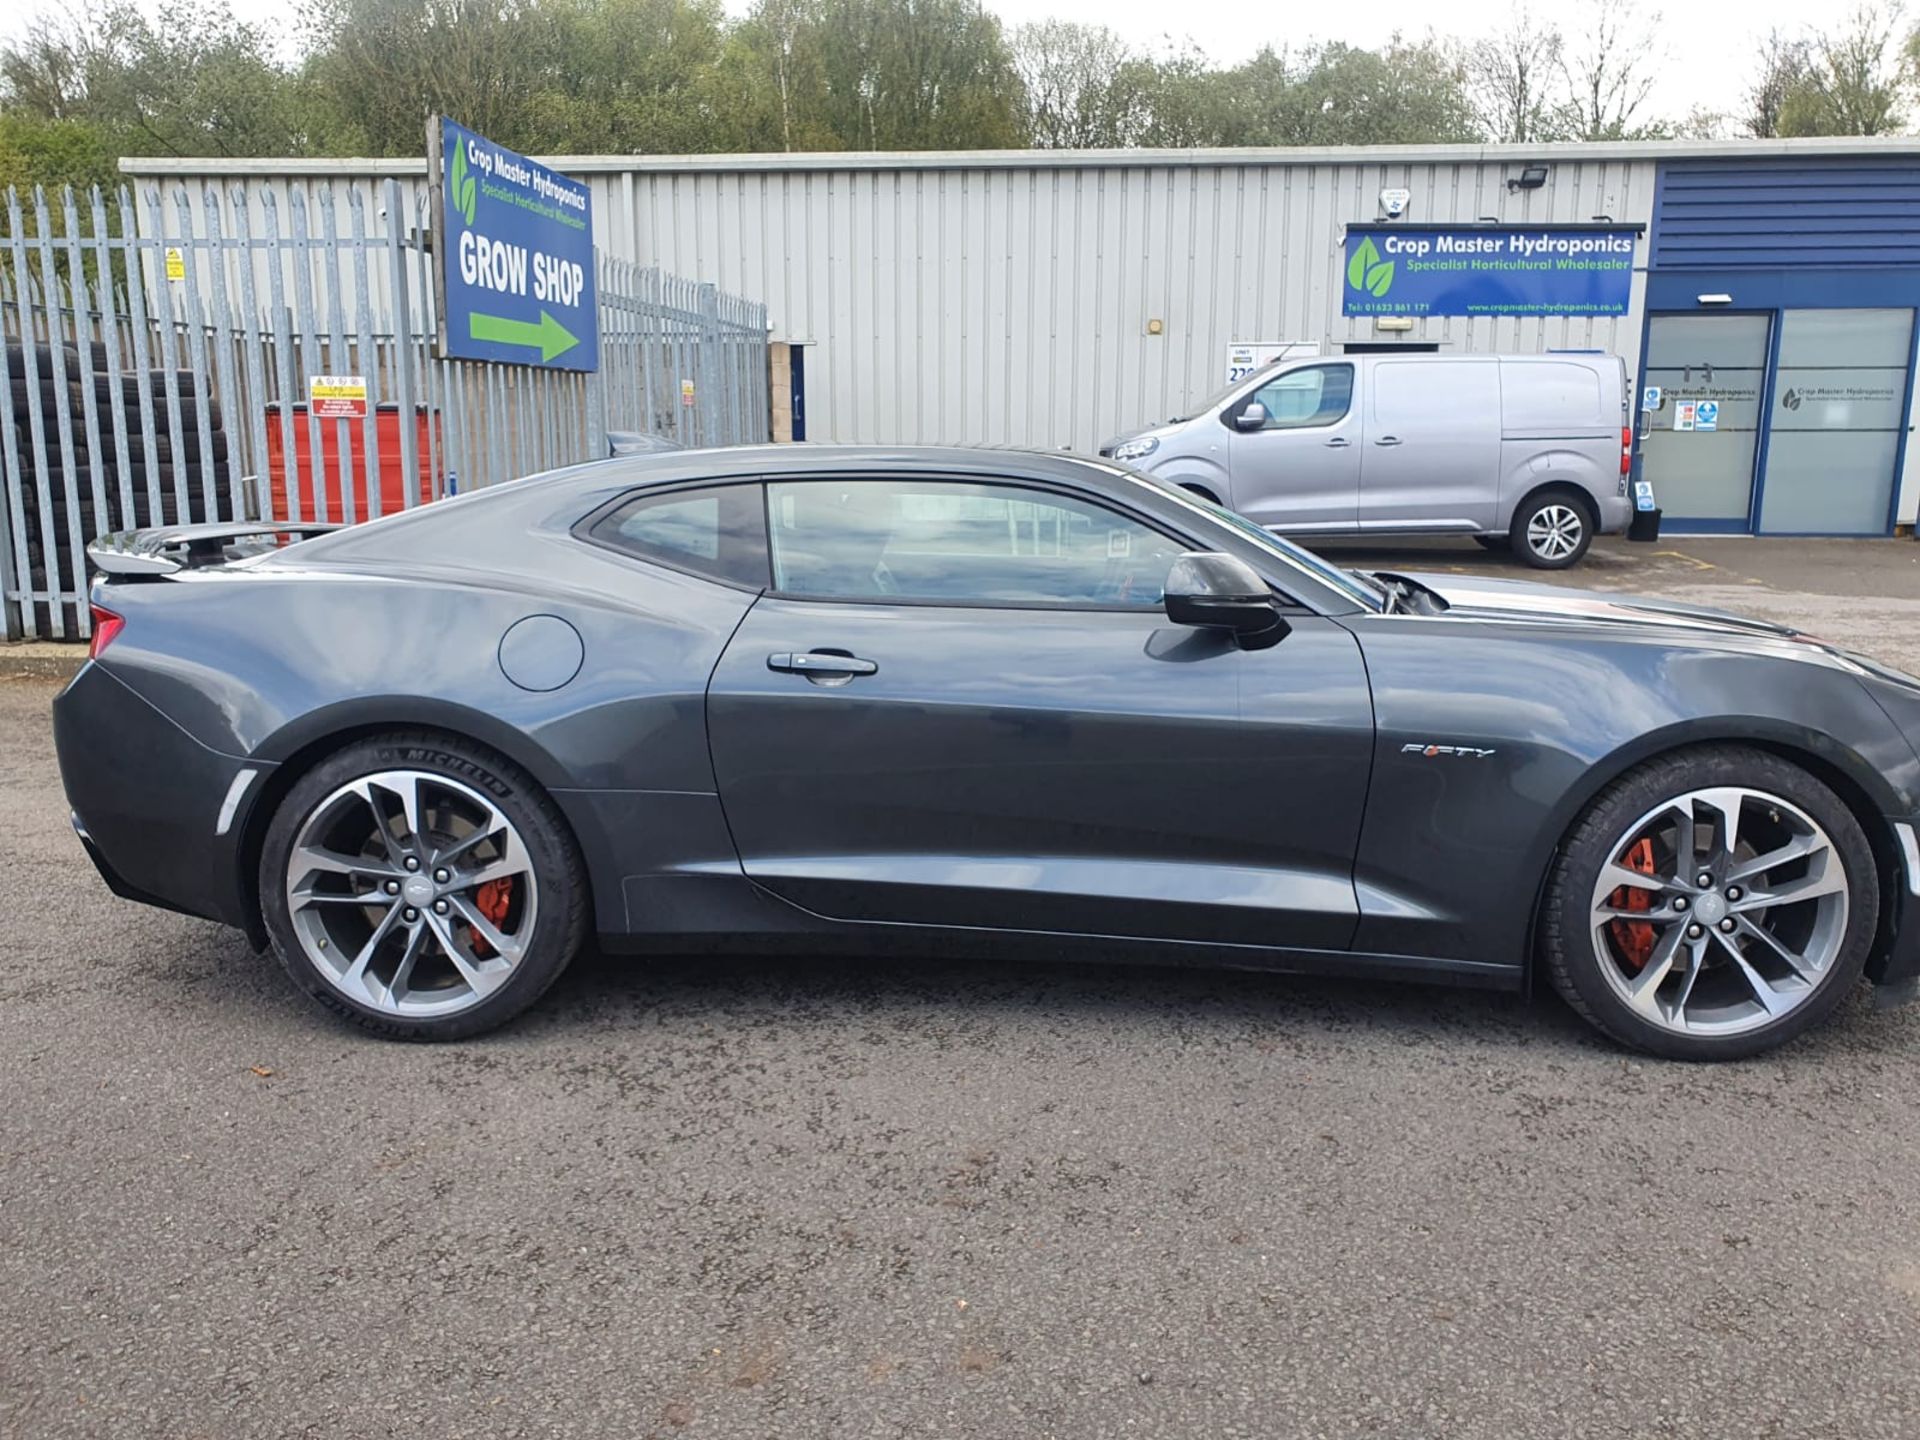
(1697, 294, 1734, 306)
(1507, 165, 1549, 192)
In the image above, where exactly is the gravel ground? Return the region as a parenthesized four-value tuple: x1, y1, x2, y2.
(3, 536, 1919, 1439)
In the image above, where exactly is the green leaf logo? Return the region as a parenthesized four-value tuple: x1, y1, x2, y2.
(1346, 236, 1395, 298)
(451, 142, 477, 228)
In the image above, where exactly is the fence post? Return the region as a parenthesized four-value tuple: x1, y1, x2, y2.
(698, 283, 721, 449)
(0, 269, 22, 640)
(584, 252, 606, 462)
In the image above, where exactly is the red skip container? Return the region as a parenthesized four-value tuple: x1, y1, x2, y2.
(264, 403, 444, 523)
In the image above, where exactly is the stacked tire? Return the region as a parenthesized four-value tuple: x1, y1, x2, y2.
(5, 341, 237, 632)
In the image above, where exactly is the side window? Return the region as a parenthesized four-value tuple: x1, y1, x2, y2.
(1251, 364, 1353, 429)
(765, 478, 1191, 608)
(587, 484, 768, 588)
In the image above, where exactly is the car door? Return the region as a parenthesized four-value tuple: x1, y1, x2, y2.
(1358, 358, 1501, 531)
(1225, 361, 1362, 532)
(704, 472, 1376, 950)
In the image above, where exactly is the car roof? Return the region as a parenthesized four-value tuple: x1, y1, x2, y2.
(579, 443, 1131, 490)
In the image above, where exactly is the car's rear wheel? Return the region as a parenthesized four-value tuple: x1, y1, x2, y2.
(1541, 747, 1877, 1060)
(1511, 492, 1593, 568)
(259, 733, 588, 1040)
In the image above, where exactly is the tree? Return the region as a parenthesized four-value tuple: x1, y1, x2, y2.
(1776, 6, 1911, 135)
(521, 0, 731, 153)
(1556, 0, 1665, 140)
(301, 0, 552, 155)
(721, 0, 1025, 152)
(1010, 21, 1144, 148)
(1743, 30, 1816, 137)
(2, 1, 308, 159)
(1468, 6, 1564, 143)
(1184, 38, 1480, 148)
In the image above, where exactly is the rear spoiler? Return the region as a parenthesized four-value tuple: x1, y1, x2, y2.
(88, 521, 342, 577)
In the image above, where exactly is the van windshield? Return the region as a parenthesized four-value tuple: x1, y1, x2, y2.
(1171, 368, 1270, 422)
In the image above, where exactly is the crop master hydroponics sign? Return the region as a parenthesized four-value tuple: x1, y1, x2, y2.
(1341, 225, 1638, 318)
(432, 117, 597, 371)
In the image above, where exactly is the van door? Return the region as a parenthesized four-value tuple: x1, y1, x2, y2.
(1358, 358, 1500, 531)
(1225, 361, 1362, 532)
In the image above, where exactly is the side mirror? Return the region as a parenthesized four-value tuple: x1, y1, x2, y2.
(1233, 401, 1269, 432)
(1163, 552, 1289, 649)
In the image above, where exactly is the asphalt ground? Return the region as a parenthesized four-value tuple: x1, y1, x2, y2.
(4, 535, 1920, 1439)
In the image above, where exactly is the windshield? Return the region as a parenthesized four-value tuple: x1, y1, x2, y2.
(1175, 369, 1269, 422)
(1134, 473, 1385, 612)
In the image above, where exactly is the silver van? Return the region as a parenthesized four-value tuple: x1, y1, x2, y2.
(1101, 352, 1652, 568)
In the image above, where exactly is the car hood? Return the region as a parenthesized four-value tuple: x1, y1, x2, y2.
(1379, 571, 1802, 641)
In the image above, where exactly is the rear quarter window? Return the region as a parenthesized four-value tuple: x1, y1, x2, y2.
(586, 484, 769, 588)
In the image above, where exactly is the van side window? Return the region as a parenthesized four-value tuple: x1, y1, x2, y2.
(1250, 364, 1353, 429)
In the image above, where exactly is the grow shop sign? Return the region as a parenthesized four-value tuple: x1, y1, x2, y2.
(432, 116, 598, 372)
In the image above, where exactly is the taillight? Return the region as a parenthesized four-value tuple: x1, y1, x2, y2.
(88, 604, 124, 659)
(1620, 425, 1633, 475)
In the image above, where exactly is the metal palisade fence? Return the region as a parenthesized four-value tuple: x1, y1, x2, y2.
(0, 181, 770, 640)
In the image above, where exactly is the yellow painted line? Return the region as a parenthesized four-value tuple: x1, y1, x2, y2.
(1651, 549, 1719, 571)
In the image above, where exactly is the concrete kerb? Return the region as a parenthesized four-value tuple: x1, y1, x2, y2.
(0, 642, 86, 682)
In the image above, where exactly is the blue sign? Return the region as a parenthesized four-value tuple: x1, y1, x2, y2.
(1694, 400, 1719, 431)
(1342, 226, 1637, 318)
(437, 117, 597, 372)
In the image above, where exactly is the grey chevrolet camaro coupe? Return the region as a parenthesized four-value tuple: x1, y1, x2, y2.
(54, 445, 1920, 1059)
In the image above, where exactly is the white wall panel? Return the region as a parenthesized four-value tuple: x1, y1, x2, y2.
(126, 146, 1678, 450)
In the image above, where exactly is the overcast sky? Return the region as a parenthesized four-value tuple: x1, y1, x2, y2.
(4, 0, 1835, 137)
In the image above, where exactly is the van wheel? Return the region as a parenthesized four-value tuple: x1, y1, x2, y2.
(1178, 483, 1221, 506)
(1511, 493, 1593, 569)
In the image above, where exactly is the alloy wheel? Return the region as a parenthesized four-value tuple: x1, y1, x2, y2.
(1526, 504, 1585, 562)
(284, 769, 539, 1017)
(1588, 786, 1850, 1037)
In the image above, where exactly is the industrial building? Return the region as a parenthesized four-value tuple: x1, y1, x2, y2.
(128, 136, 1920, 536)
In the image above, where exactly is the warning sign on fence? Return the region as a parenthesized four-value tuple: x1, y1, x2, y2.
(308, 374, 369, 420)
(164, 247, 185, 282)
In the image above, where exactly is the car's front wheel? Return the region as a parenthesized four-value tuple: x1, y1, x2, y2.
(1541, 746, 1878, 1060)
(1511, 492, 1593, 568)
(259, 733, 588, 1040)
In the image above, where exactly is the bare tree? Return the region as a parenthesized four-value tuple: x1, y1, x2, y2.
(1743, 29, 1816, 137)
(1467, 6, 1563, 142)
(1557, 0, 1665, 140)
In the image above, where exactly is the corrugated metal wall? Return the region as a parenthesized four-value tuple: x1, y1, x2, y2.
(1652, 158, 1920, 269)
(127, 147, 1664, 451)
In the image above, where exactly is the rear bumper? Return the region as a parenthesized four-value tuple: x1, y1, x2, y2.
(54, 661, 260, 929)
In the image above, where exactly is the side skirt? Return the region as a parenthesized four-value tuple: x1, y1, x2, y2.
(600, 875, 1523, 992)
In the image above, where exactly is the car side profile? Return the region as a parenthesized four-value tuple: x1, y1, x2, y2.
(1101, 352, 1652, 568)
(55, 446, 1920, 1059)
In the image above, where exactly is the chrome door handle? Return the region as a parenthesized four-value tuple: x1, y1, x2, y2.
(1324, 437, 1351, 448)
(1375, 435, 1402, 446)
(767, 651, 878, 678)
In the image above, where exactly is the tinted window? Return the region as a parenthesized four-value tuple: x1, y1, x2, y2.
(589, 484, 768, 587)
(1250, 364, 1352, 429)
(766, 478, 1189, 607)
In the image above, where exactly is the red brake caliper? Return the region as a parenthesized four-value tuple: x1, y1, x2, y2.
(1607, 837, 1659, 971)
(469, 877, 513, 959)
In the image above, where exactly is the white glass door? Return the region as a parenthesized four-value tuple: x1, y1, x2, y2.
(1758, 308, 1914, 535)
(1640, 313, 1771, 525)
